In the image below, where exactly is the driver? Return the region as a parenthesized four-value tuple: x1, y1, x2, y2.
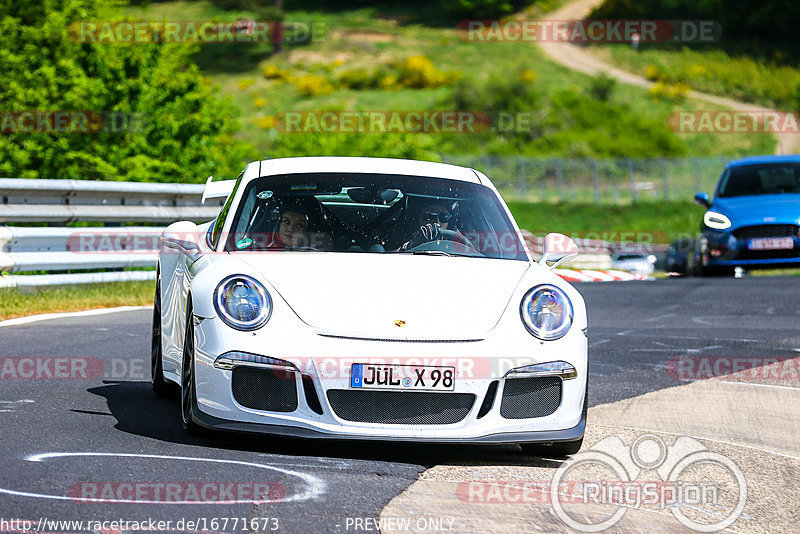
(400, 200, 462, 251)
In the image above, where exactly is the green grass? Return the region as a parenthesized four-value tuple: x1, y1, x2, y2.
(124, 1, 776, 159)
(507, 200, 704, 242)
(592, 45, 800, 111)
(0, 281, 154, 320)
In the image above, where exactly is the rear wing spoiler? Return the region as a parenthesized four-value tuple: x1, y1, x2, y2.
(201, 176, 236, 204)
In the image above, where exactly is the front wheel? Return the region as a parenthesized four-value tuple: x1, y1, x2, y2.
(180, 303, 205, 436)
(151, 277, 174, 398)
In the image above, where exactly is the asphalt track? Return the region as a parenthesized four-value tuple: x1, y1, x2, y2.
(0, 276, 798, 533)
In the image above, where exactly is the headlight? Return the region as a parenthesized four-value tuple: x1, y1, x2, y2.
(214, 275, 271, 330)
(703, 211, 732, 230)
(520, 284, 573, 340)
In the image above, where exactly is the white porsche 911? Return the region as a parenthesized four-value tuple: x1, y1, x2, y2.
(152, 157, 587, 456)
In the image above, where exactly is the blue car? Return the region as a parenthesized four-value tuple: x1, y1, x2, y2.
(693, 155, 800, 275)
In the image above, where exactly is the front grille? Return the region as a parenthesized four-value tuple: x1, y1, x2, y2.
(733, 224, 799, 239)
(735, 248, 800, 260)
(326, 390, 475, 424)
(500, 377, 562, 419)
(231, 367, 298, 412)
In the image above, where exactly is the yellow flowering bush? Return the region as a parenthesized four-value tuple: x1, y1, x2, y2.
(645, 64, 661, 81)
(395, 55, 458, 88)
(255, 116, 275, 129)
(295, 75, 334, 96)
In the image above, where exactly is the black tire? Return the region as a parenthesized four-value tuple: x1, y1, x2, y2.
(180, 301, 205, 436)
(699, 264, 735, 277)
(151, 276, 174, 398)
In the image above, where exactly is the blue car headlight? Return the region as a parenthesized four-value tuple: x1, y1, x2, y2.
(214, 275, 271, 330)
(520, 284, 573, 340)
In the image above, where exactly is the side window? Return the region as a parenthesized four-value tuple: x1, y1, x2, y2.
(209, 172, 243, 249)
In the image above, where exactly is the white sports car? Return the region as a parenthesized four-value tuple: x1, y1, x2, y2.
(152, 157, 588, 456)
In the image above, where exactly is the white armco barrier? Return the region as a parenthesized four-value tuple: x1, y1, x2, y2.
(0, 177, 223, 287)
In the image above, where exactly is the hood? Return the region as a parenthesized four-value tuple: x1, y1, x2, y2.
(236, 252, 530, 340)
(712, 194, 800, 227)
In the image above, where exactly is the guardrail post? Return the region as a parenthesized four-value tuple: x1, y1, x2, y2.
(518, 157, 527, 200)
(556, 159, 564, 201)
(592, 159, 600, 204)
(662, 158, 669, 200)
(627, 158, 637, 203)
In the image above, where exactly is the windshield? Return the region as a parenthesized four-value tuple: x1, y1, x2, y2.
(224, 172, 528, 261)
(717, 163, 800, 198)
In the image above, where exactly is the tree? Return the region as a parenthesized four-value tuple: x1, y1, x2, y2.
(0, 0, 255, 182)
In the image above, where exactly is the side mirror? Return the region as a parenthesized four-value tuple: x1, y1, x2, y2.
(694, 192, 710, 208)
(538, 233, 579, 270)
(162, 221, 203, 262)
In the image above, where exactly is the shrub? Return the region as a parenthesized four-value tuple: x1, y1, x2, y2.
(645, 64, 661, 81)
(337, 68, 376, 90)
(395, 55, 458, 89)
(0, 0, 254, 181)
(518, 69, 537, 83)
(295, 74, 334, 96)
(589, 73, 616, 101)
(649, 81, 690, 101)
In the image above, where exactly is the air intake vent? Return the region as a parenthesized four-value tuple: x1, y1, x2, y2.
(733, 224, 799, 239)
(231, 367, 298, 412)
(302, 374, 324, 415)
(500, 377, 562, 419)
(477, 381, 499, 419)
(326, 390, 475, 425)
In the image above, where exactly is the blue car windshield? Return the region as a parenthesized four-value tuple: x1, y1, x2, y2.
(718, 163, 800, 197)
(224, 172, 528, 261)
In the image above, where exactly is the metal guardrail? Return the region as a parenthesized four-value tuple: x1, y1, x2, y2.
(0, 178, 224, 288)
(0, 178, 222, 224)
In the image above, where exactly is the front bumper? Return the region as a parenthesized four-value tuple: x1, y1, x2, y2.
(189, 310, 588, 443)
(701, 229, 800, 268)
(191, 400, 587, 444)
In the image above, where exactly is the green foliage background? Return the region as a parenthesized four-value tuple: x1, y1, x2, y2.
(0, 0, 256, 182)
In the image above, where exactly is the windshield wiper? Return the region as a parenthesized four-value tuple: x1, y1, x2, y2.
(408, 249, 453, 257)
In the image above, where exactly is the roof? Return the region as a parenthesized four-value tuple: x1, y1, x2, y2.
(726, 154, 800, 168)
(255, 157, 483, 184)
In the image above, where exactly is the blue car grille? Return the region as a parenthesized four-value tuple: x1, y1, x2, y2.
(733, 224, 799, 239)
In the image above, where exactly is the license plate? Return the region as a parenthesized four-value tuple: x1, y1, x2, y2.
(747, 237, 794, 250)
(350, 363, 455, 391)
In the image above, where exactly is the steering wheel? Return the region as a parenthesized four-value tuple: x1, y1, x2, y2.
(409, 227, 481, 254)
